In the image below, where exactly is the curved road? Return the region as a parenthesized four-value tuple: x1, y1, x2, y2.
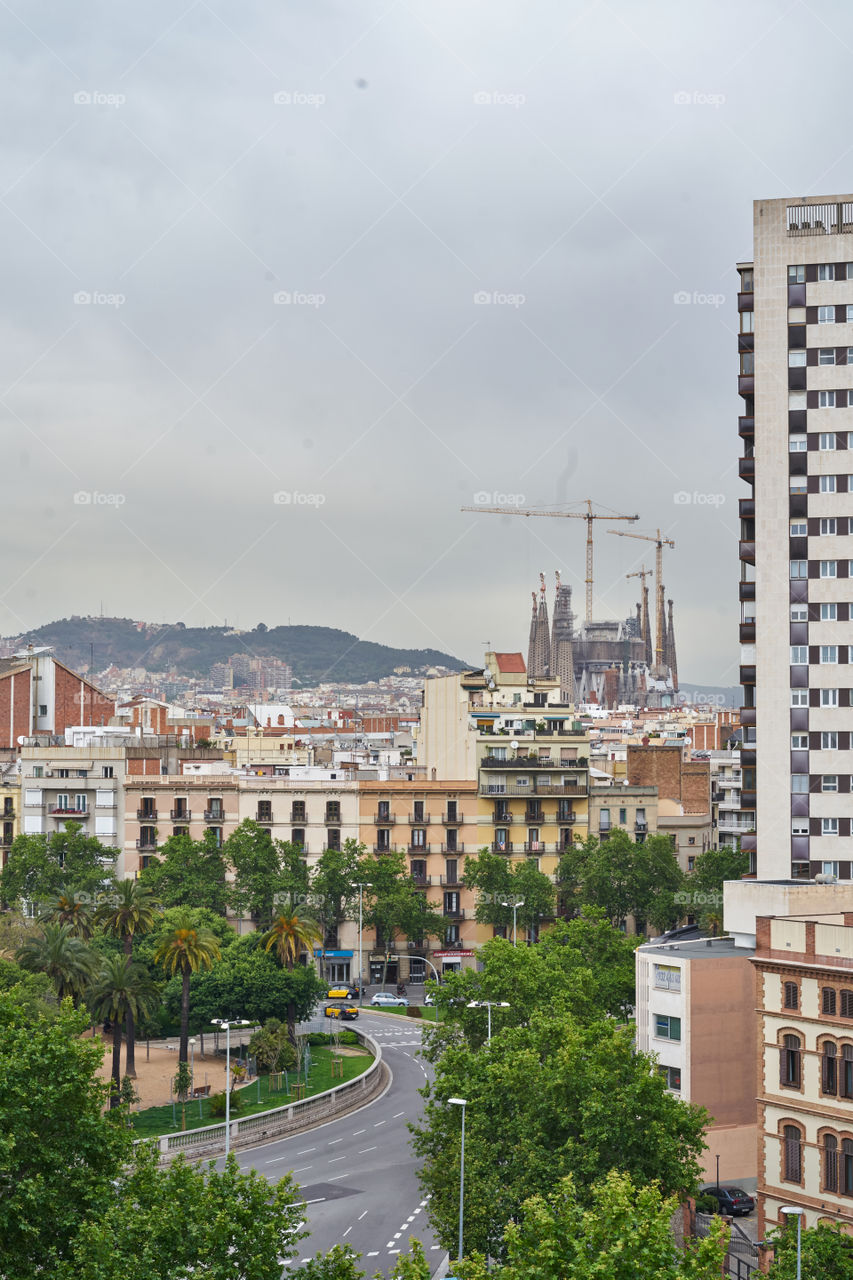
(232, 1012, 442, 1276)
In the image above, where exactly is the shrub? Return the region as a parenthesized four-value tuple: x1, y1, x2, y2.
(208, 1090, 242, 1118)
(307, 1031, 332, 1045)
(694, 1193, 719, 1214)
(339, 1030, 359, 1044)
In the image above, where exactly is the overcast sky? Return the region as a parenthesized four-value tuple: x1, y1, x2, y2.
(1, 0, 849, 685)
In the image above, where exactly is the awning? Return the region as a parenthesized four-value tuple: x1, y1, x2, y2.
(313, 950, 354, 958)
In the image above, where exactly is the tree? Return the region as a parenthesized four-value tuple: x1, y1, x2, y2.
(685, 845, 749, 931)
(454, 1171, 728, 1280)
(15, 922, 98, 1003)
(95, 879, 161, 1076)
(225, 822, 309, 929)
(1, 822, 116, 909)
(40, 888, 96, 939)
(154, 910, 221, 1066)
(563, 830, 684, 933)
(0, 991, 131, 1278)
(87, 954, 159, 1108)
(412, 1010, 709, 1260)
(249, 1017, 297, 1073)
(54, 1146, 308, 1280)
(311, 840, 362, 979)
(766, 1218, 853, 1279)
(264, 909, 324, 1042)
(139, 830, 228, 915)
(359, 851, 445, 986)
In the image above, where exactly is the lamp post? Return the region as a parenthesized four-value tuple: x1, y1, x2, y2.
(448, 1097, 467, 1265)
(212, 1018, 249, 1156)
(780, 1206, 804, 1280)
(715, 1153, 720, 1192)
(500, 895, 525, 946)
(466, 1000, 510, 1042)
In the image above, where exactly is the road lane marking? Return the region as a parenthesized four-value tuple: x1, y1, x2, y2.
(374, 1120, 386, 1126)
(358, 1210, 368, 1220)
(357, 1146, 377, 1153)
(342, 1227, 352, 1238)
(393, 1111, 405, 1118)
(367, 1251, 379, 1256)
(329, 1173, 349, 1181)
(328, 1138, 343, 1144)
(352, 1129, 366, 1135)
(292, 1166, 313, 1173)
(329, 1156, 346, 1162)
(296, 1148, 316, 1154)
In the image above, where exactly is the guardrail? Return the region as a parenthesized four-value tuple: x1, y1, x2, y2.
(149, 1028, 383, 1162)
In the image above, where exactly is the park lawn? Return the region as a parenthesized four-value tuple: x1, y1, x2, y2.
(129, 1045, 373, 1140)
(370, 1006, 444, 1023)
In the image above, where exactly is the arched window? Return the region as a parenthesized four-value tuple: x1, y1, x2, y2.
(781, 1034, 802, 1088)
(844, 1139, 853, 1195)
(843, 1046, 853, 1099)
(784, 982, 799, 1010)
(825, 1134, 839, 1192)
(824, 987, 838, 1016)
(784, 1125, 802, 1182)
(823, 1042, 838, 1095)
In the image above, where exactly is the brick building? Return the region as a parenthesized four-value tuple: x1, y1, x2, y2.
(0, 648, 113, 749)
(627, 745, 712, 870)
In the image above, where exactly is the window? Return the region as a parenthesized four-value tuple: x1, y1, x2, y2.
(784, 1125, 802, 1181)
(325, 801, 341, 823)
(653, 964, 681, 992)
(824, 988, 838, 1015)
(820, 391, 837, 408)
(847, 305, 853, 323)
(844, 1139, 853, 1195)
(740, 351, 754, 375)
(38, 704, 47, 717)
(792, 734, 809, 749)
(791, 690, 809, 707)
(826, 1134, 839, 1192)
(844, 1045, 853, 1097)
(781, 1035, 802, 1088)
(291, 828, 305, 849)
(792, 774, 809, 792)
(789, 265, 805, 283)
(790, 646, 808, 663)
(792, 818, 810, 836)
(410, 827, 426, 849)
(821, 690, 840, 707)
(821, 645, 839, 663)
(789, 348, 806, 366)
(821, 602, 838, 619)
(789, 434, 807, 452)
(823, 774, 839, 791)
(823, 732, 840, 750)
(842, 991, 853, 1018)
(820, 433, 838, 451)
(789, 562, 807, 580)
(824, 861, 840, 878)
(740, 310, 754, 333)
(823, 818, 840, 835)
(784, 982, 799, 1010)
(32, 767, 43, 779)
(790, 476, 808, 493)
(823, 1042, 838, 1095)
(819, 264, 836, 281)
(821, 475, 837, 492)
(654, 1014, 681, 1041)
(741, 269, 754, 291)
(102, 766, 114, 778)
(790, 520, 808, 536)
(657, 1065, 681, 1091)
(821, 560, 838, 578)
(819, 347, 837, 364)
(619, 807, 627, 825)
(819, 305, 836, 323)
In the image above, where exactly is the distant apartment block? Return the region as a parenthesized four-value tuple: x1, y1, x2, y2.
(0, 647, 113, 749)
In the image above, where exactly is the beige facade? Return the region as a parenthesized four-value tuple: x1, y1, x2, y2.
(588, 784, 657, 843)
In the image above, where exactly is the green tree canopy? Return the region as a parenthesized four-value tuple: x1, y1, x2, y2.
(225, 821, 310, 928)
(1, 823, 116, 909)
(685, 845, 749, 931)
(557, 830, 684, 933)
(15, 921, 98, 1003)
(412, 1010, 709, 1260)
(139, 831, 228, 915)
(169, 935, 324, 1029)
(454, 1171, 728, 1280)
(766, 1218, 853, 1279)
(358, 851, 445, 976)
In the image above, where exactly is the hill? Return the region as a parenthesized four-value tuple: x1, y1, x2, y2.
(6, 617, 468, 686)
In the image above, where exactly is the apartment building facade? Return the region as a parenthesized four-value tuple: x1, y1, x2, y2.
(0, 649, 114, 748)
(587, 784, 657, 844)
(738, 194, 853, 879)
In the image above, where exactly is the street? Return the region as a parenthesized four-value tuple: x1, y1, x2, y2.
(231, 1011, 442, 1276)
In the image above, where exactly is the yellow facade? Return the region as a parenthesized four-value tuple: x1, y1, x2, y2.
(0, 763, 18, 866)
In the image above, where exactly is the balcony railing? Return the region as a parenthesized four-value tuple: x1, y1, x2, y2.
(203, 810, 225, 822)
(324, 813, 341, 825)
(482, 756, 586, 770)
(442, 812, 463, 824)
(409, 842, 431, 853)
(136, 839, 157, 851)
(443, 906, 465, 919)
(439, 873, 461, 886)
(481, 783, 588, 797)
(374, 812, 394, 824)
(136, 808, 158, 821)
(0, 834, 13, 847)
(255, 812, 273, 824)
(441, 843, 464, 854)
(491, 842, 514, 853)
(408, 814, 429, 825)
(290, 811, 306, 824)
(411, 874, 433, 887)
(170, 808, 192, 821)
(49, 804, 88, 816)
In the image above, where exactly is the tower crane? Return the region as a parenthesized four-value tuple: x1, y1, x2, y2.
(460, 499, 639, 621)
(608, 529, 675, 672)
(626, 566, 653, 666)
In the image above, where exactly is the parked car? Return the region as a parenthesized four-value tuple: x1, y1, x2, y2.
(327, 986, 361, 1000)
(424, 992, 434, 1006)
(371, 991, 408, 1007)
(700, 1186, 755, 1217)
(324, 1004, 359, 1020)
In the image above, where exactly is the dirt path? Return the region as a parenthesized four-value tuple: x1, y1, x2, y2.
(86, 1030, 229, 1108)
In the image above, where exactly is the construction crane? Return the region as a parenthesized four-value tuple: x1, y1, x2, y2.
(608, 529, 675, 673)
(460, 499, 639, 621)
(626, 566, 653, 666)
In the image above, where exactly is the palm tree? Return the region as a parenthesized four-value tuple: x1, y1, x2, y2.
(263, 910, 323, 1043)
(88, 955, 159, 1108)
(40, 889, 96, 940)
(154, 912, 221, 1067)
(95, 881, 161, 1077)
(15, 922, 98, 1003)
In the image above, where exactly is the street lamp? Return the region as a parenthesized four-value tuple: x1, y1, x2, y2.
(780, 1206, 805, 1280)
(500, 896, 525, 946)
(448, 1097, 468, 1265)
(466, 1000, 510, 1042)
(211, 1018, 250, 1156)
(355, 881, 370, 1006)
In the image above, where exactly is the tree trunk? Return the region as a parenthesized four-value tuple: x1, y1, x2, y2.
(124, 934, 136, 1077)
(179, 968, 190, 1065)
(110, 1017, 122, 1109)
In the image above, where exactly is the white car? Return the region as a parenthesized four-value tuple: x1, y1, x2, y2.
(371, 991, 408, 1008)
